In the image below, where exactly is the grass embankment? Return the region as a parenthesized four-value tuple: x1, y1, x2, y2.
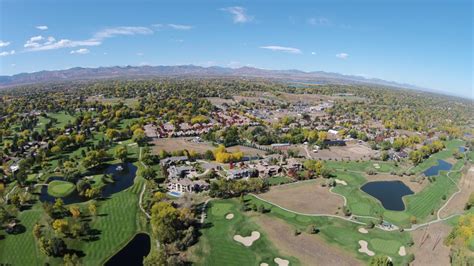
(244, 195, 413, 265)
(191, 199, 299, 266)
(47, 180, 76, 197)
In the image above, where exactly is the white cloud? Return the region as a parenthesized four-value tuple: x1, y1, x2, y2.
(136, 52, 144, 56)
(336, 53, 349, 59)
(221, 6, 253, 23)
(36, 25, 48, 30)
(70, 48, 90, 54)
(24, 26, 153, 52)
(308, 17, 331, 26)
(167, 24, 193, 30)
(311, 51, 316, 55)
(260, 45, 302, 54)
(93, 26, 153, 40)
(0, 50, 15, 56)
(0, 40, 11, 47)
(25, 37, 101, 51)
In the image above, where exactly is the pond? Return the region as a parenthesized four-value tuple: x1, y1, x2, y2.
(361, 181, 414, 211)
(423, 159, 452, 177)
(459, 146, 467, 153)
(105, 233, 151, 266)
(39, 162, 137, 204)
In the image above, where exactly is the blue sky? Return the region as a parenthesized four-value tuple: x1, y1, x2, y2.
(0, 0, 472, 97)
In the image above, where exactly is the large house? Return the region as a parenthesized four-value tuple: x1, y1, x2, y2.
(167, 165, 194, 179)
(160, 156, 188, 167)
(167, 179, 209, 193)
(226, 168, 256, 180)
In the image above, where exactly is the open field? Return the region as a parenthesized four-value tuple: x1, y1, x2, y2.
(308, 143, 376, 161)
(152, 137, 216, 153)
(190, 199, 298, 266)
(227, 145, 267, 157)
(259, 180, 344, 215)
(244, 195, 414, 265)
(47, 111, 75, 128)
(252, 214, 363, 266)
(410, 222, 451, 265)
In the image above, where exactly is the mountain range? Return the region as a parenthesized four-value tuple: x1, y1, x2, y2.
(0, 65, 432, 93)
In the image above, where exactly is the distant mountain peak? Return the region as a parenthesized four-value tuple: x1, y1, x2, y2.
(0, 64, 428, 94)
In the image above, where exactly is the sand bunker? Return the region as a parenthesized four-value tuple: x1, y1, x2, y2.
(274, 258, 290, 266)
(358, 240, 375, 256)
(358, 228, 368, 234)
(260, 263, 269, 266)
(373, 163, 380, 169)
(225, 213, 234, 220)
(398, 246, 406, 256)
(335, 179, 347, 186)
(233, 231, 261, 247)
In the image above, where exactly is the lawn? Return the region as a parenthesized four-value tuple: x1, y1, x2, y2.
(190, 199, 299, 266)
(325, 160, 400, 173)
(47, 111, 75, 129)
(266, 176, 293, 186)
(244, 195, 414, 265)
(0, 206, 44, 265)
(47, 180, 76, 197)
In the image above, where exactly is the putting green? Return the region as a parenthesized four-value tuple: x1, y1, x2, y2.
(369, 238, 401, 254)
(47, 180, 75, 198)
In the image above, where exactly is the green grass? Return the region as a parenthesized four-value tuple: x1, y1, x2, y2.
(328, 140, 466, 227)
(325, 160, 399, 173)
(47, 111, 75, 129)
(47, 180, 76, 197)
(0, 207, 43, 265)
(0, 158, 146, 265)
(244, 195, 413, 265)
(410, 139, 464, 174)
(191, 199, 299, 266)
(267, 176, 292, 186)
(332, 171, 385, 217)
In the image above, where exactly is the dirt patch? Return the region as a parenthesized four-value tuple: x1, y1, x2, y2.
(227, 145, 266, 157)
(439, 166, 474, 218)
(226, 213, 234, 220)
(274, 258, 290, 266)
(259, 180, 344, 214)
(252, 215, 363, 266)
(358, 228, 368, 234)
(358, 240, 375, 256)
(152, 137, 215, 153)
(410, 222, 451, 266)
(233, 231, 260, 247)
(310, 143, 375, 161)
(364, 173, 425, 193)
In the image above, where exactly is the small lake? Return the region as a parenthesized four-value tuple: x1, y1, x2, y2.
(459, 146, 467, 153)
(39, 162, 137, 204)
(361, 181, 414, 211)
(105, 233, 151, 266)
(423, 159, 452, 177)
